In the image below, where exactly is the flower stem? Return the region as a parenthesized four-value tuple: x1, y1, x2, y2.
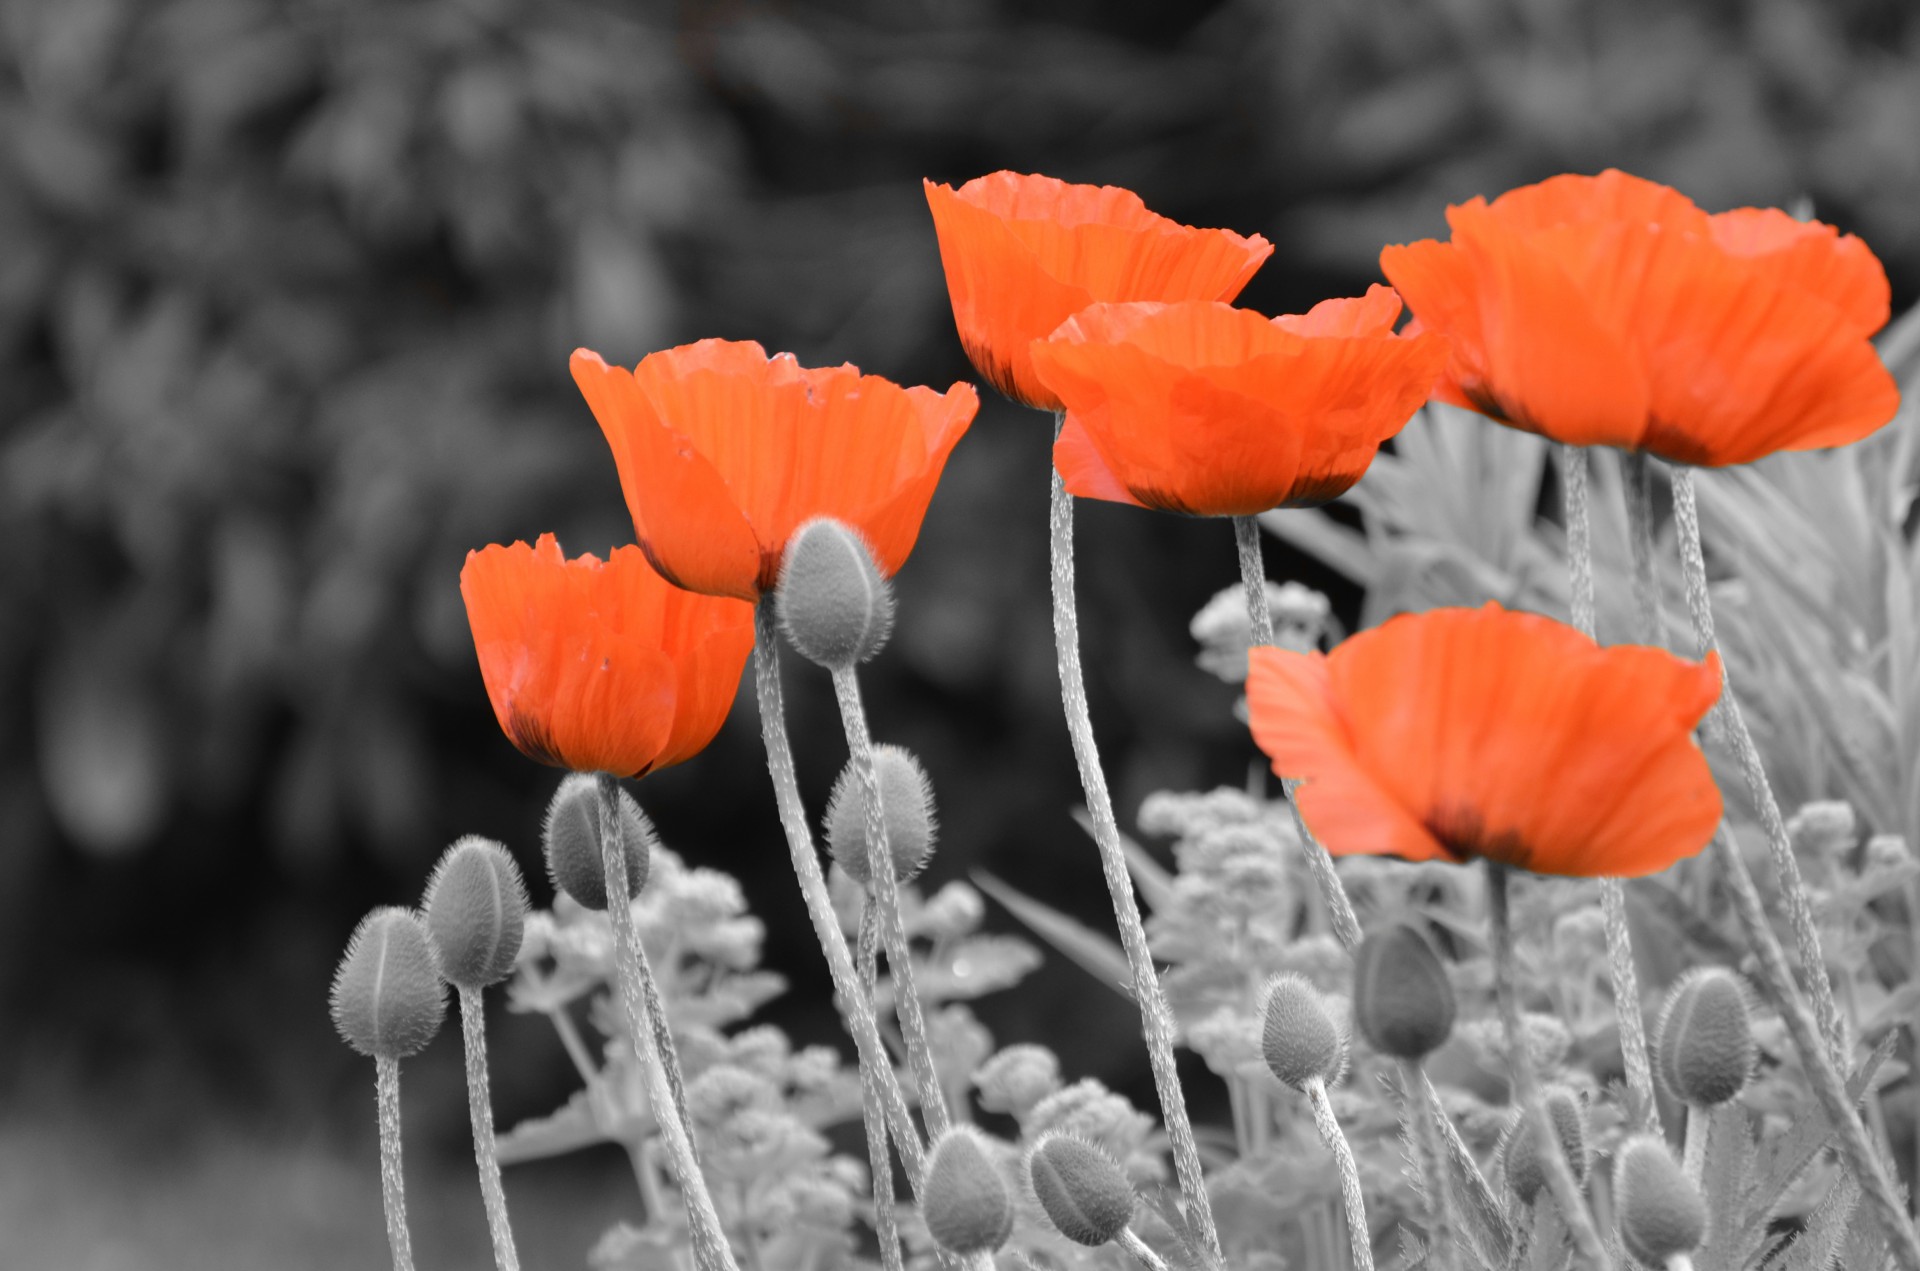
(596, 775, 738, 1271)
(459, 986, 521, 1271)
(1051, 425, 1219, 1265)
(1669, 467, 1842, 1059)
(1620, 452, 1664, 648)
(1486, 862, 1610, 1270)
(1116, 1228, 1173, 1271)
(1680, 1105, 1708, 1185)
(1399, 1058, 1458, 1271)
(375, 1056, 416, 1271)
(859, 901, 906, 1271)
(750, 604, 928, 1185)
(831, 665, 951, 1143)
(1558, 445, 1597, 637)
(1305, 1076, 1375, 1271)
(1232, 516, 1275, 650)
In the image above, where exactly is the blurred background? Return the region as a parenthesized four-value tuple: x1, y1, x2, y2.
(2, 0, 1918, 1265)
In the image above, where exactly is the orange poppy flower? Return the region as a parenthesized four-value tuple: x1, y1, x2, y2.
(1247, 604, 1723, 878)
(1029, 286, 1448, 515)
(571, 341, 977, 602)
(924, 172, 1274, 411)
(460, 534, 754, 777)
(1379, 170, 1898, 466)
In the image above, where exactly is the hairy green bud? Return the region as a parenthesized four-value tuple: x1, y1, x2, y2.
(922, 1126, 1015, 1255)
(1656, 967, 1755, 1108)
(824, 744, 936, 886)
(1026, 1133, 1134, 1247)
(776, 518, 894, 669)
(1260, 973, 1347, 1091)
(543, 772, 650, 911)
(1503, 1086, 1587, 1205)
(422, 835, 530, 990)
(1614, 1134, 1706, 1264)
(330, 907, 446, 1060)
(1352, 921, 1455, 1060)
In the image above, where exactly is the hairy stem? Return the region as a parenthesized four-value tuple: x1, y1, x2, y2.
(1050, 419, 1219, 1264)
(1116, 1228, 1173, 1271)
(1305, 1076, 1375, 1271)
(1233, 516, 1276, 650)
(751, 604, 928, 1186)
(459, 987, 521, 1271)
(860, 902, 906, 1271)
(1487, 863, 1610, 1270)
(376, 1056, 416, 1271)
(1400, 1058, 1458, 1271)
(1559, 445, 1597, 637)
(1680, 1105, 1708, 1185)
(1621, 452, 1664, 648)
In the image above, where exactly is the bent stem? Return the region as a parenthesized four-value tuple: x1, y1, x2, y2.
(859, 901, 906, 1271)
(1052, 420, 1219, 1264)
(831, 665, 951, 1143)
(459, 986, 521, 1271)
(376, 1056, 416, 1271)
(1486, 862, 1610, 1270)
(751, 605, 928, 1186)
(1304, 1075, 1375, 1271)
(1669, 467, 1842, 1060)
(596, 776, 738, 1271)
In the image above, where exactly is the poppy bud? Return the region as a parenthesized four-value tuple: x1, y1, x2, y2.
(1026, 1133, 1135, 1247)
(422, 836, 530, 990)
(543, 772, 650, 911)
(776, 518, 894, 669)
(1655, 967, 1755, 1108)
(1260, 973, 1347, 1091)
(922, 1126, 1015, 1255)
(331, 907, 447, 1060)
(1503, 1086, 1587, 1205)
(824, 744, 936, 886)
(1352, 921, 1455, 1060)
(1614, 1134, 1706, 1265)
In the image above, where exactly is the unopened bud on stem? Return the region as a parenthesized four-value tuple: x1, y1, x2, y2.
(423, 836, 530, 990)
(1656, 967, 1755, 1108)
(922, 1126, 1014, 1255)
(1614, 1134, 1706, 1266)
(1352, 921, 1455, 1061)
(1260, 973, 1347, 1091)
(1026, 1133, 1135, 1247)
(825, 744, 936, 886)
(543, 773, 650, 910)
(777, 518, 894, 669)
(1503, 1086, 1588, 1205)
(331, 907, 447, 1060)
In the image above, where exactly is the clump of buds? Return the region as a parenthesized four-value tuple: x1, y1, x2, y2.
(777, 518, 894, 670)
(1656, 967, 1755, 1109)
(1352, 921, 1456, 1061)
(824, 744, 936, 886)
(330, 908, 447, 1060)
(1026, 1133, 1135, 1247)
(922, 1126, 1015, 1255)
(543, 773, 651, 910)
(1614, 1134, 1706, 1266)
(1260, 973, 1347, 1091)
(423, 836, 530, 991)
(1503, 1085, 1588, 1205)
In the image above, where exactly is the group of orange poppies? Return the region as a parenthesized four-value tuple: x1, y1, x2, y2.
(462, 168, 1898, 880)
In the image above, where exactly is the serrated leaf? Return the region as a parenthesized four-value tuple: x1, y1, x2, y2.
(973, 871, 1134, 998)
(1746, 1032, 1895, 1234)
(1523, 1200, 1570, 1271)
(1778, 1168, 1861, 1271)
(497, 1086, 621, 1165)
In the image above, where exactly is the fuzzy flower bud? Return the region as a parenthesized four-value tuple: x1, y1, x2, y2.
(1614, 1134, 1706, 1265)
(1026, 1133, 1135, 1247)
(1655, 967, 1756, 1108)
(776, 518, 894, 669)
(330, 907, 447, 1060)
(543, 773, 650, 911)
(824, 744, 936, 886)
(1352, 921, 1455, 1060)
(923, 1126, 1015, 1255)
(1503, 1086, 1587, 1205)
(1259, 973, 1347, 1091)
(422, 835, 530, 990)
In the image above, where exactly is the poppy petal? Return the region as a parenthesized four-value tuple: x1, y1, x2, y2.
(1052, 411, 1150, 509)
(1483, 168, 1711, 237)
(1271, 283, 1404, 338)
(1710, 207, 1891, 336)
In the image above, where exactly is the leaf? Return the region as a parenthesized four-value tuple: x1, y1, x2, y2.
(497, 1087, 619, 1165)
(973, 871, 1134, 998)
(1778, 1167, 1861, 1271)
(884, 934, 1042, 1005)
(1745, 1032, 1896, 1233)
(1698, 1102, 1758, 1271)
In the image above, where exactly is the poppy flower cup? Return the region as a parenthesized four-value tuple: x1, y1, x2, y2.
(572, 341, 978, 602)
(1379, 169, 1899, 466)
(1029, 286, 1449, 515)
(1247, 604, 1724, 878)
(924, 171, 1274, 410)
(460, 534, 755, 777)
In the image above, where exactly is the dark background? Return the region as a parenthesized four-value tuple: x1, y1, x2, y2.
(3, 0, 1918, 1264)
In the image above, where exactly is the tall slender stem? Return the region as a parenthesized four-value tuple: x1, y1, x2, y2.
(1680, 1106, 1708, 1185)
(750, 605, 928, 1185)
(597, 776, 738, 1271)
(1559, 445, 1597, 637)
(1233, 516, 1275, 650)
(1669, 467, 1842, 1059)
(1620, 452, 1664, 648)
(831, 666, 950, 1142)
(1487, 863, 1610, 1270)
(860, 901, 906, 1271)
(1399, 1058, 1458, 1271)
(1051, 424, 1219, 1265)
(376, 1056, 416, 1271)
(1305, 1076, 1376, 1271)
(1116, 1228, 1173, 1271)
(459, 987, 521, 1271)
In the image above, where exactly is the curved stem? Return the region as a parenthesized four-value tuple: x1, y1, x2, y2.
(750, 605, 928, 1186)
(1051, 430, 1219, 1264)
(597, 776, 738, 1271)
(859, 901, 906, 1271)
(375, 1056, 416, 1271)
(459, 987, 521, 1271)
(1305, 1076, 1375, 1271)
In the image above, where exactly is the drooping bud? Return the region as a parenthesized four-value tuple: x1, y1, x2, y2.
(1026, 1133, 1135, 1247)
(422, 836, 530, 990)
(543, 772, 650, 911)
(1655, 967, 1755, 1108)
(776, 518, 894, 669)
(1502, 1086, 1588, 1205)
(1260, 973, 1347, 1091)
(330, 907, 447, 1060)
(922, 1126, 1015, 1255)
(1352, 921, 1456, 1060)
(1614, 1134, 1706, 1265)
(824, 744, 936, 886)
